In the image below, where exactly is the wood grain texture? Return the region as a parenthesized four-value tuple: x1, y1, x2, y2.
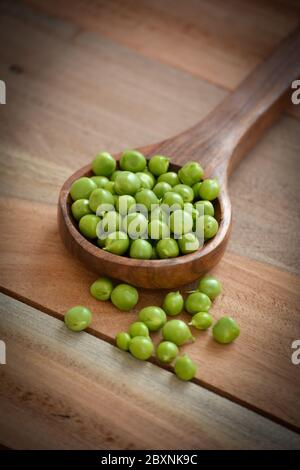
(1, 198, 300, 430)
(1, 293, 299, 450)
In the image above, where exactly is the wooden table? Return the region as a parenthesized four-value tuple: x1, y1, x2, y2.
(0, 0, 300, 449)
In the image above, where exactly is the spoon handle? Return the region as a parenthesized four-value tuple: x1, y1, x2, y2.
(152, 27, 300, 178)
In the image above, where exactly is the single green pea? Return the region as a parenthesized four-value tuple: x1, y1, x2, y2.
(202, 215, 219, 239)
(114, 171, 141, 195)
(162, 320, 194, 346)
(120, 150, 146, 173)
(89, 188, 115, 213)
(172, 184, 194, 203)
(170, 210, 193, 236)
(115, 331, 131, 351)
(92, 151, 116, 177)
(116, 194, 136, 216)
(185, 291, 211, 315)
(110, 170, 123, 182)
(156, 238, 179, 259)
(189, 312, 213, 330)
(153, 181, 172, 199)
(129, 336, 154, 360)
(128, 321, 149, 338)
(70, 177, 97, 201)
(136, 172, 154, 189)
(98, 211, 121, 237)
(148, 155, 169, 176)
(162, 191, 184, 210)
(142, 169, 156, 186)
(138, 306, 167, 331)
(194, 200, 215, 217)
(178, 161, 204, 186)
(151, 246, 158, 259)
(90, 175, 110, 188)
(103, 231, 129, 255)
(156, 341, 179, 363)
(157, 172, 180, 187)
(64, 306, 92, 332)
(148, 219, 170, 240)
(111, 283, 139, 311)
(130, 239, 153, 259)
(123, 212, 148, 238)
(79, 214, 100, 239)
(71, 199, 92, 221)
(135, 189, 159, 211)
(213, 316, 240, 344)
(198, 275, 222, 300)
(178, 233, 200, 254)
(192, 182, 202, 200)
(174, 354, 197, 381)
(103, 181, 116, 194)
(162, 291, 184, 316)
(90, 277, 113, 301)
(199, 178, 220, 201)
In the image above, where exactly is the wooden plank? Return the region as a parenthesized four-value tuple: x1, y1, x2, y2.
(0, 198, 300, 430)
(1, 293, 299, 450)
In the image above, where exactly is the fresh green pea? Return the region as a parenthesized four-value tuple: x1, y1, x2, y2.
(90, 277, 113, 301)
(156, 238, 179, 259)
(128, 321, 149, 338)
(111, 284, 139, 311)
(123, 212, 148, 238)
(64, 306, 92, 332)
(162, 291, 184, 316)
(110, 170, 123, 182)
(71, 199, 92, 221)
(156, 341, 179, 363)
(79, 214, 100, 239)
(129, 336, 154, 360)
(148, 155, 169, 176)
(114, 171, 141, 195)
(103, 181, 116, 194)
(213, 316, 240, 344)
(185, 291, 211, 315)
(189, 312, 213, 330)
(142, 169, 156, 186)
(115, 331, 131, 351)
(162, 191, 184, 209)
(130, 239, 153, 259)
(90, 175, 109, 188)
(198, 275, 222, 300)
(194, 200, 215, 217)
(136, 172, 154, 189)
(192, 182, 202, 200)
(157, 172, 180, 187)
(170, 210, 193, 236)
(153, 181, 172, 199)
(70, 177, 97, 201)
(120, 150, 146, 173)
(138, 306, 167, 331)
(89, 188, 115, 213)
(162, 320, 194, 346)
(135, 189, 159, 212)
(178, 161, 203, 186)
(172, 184, 194, 203)
(116, 195, 136, 216)
(202, 215, 219, 239)
(178, 233, 200, 254)
(199, 178, 220, 201)
(92, 152, 116, 177)
(174, 354, 197, 381)
(103, 231, 129, 255)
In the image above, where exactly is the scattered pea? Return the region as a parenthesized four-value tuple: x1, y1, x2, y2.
(174, 354, 197, 381)
(64, 306, 92, 332)
(156, 341, 179, 363)
(111, 284, 139, 311)
(90, 277, 113, 301)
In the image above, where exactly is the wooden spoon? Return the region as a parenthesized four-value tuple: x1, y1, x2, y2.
(58, 28, 300, 289)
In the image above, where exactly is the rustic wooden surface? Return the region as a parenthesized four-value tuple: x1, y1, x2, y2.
(0, 0, 300, 447)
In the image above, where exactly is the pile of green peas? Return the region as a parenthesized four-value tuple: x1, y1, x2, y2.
(69, 150, 220, 259)
(64, 273, 240, 382)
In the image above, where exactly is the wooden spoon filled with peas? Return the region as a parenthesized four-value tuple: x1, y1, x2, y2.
(58, 28, 300, 288)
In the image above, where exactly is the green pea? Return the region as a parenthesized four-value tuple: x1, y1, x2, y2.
(162, 191, 184, 209)
(148, 155, 169, 176)
(162, 320, 194, 346)
(79, 214, 100, 239)
(189, 312, 213, 330)
(202, 215, 219, 239)
(130, 239, 153, 259)
(213, 316, 240, 344)
(156, 341, 179, 363)
(153, 181, 172, 199)
(116, 195, 136, 216)
(174, 354, 197, 381)
(111, 284, 139, 311)
(135, 189, 159, 211)
(178, 233, 200, 254)
(142, 169, 156, 186)
(128, 321, 149, 338)
(103, 231, 129, 255)
(103, 180, 116, 194)
(89, 188, 115, 213)
(123, 212, 148, 238)
(129, 336, 154, 360)
(64, 306, 92, 332)
(110, 170, 123, 182)
(157, 172, 180, 187)
(185, 292, 211, 315)
(70, 177, 97, 201)
(120, 150, 146, 173)
(162, 291, 184, 316)
(71, 199, 92, 221)
(90, 175, 110, 188)
(92, 152, 116, 177)
(115, 331, 131, 351)
(170, 210, 193, 236)
(198, 275, 222, 300)
(194, 200, 215, 217)
(114, 171, 141, 195)
(172, 184, 194, 203)
(178, 161, 203, 186)
(156, 238, 179, 259)
(138, 306, 167, 331)
(136, 172, 154, 189)
(192, 182, 202, 200)
(199, 178, 220, 201)
(90, 277, 113, 301)
(148, 219, 170, 240)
